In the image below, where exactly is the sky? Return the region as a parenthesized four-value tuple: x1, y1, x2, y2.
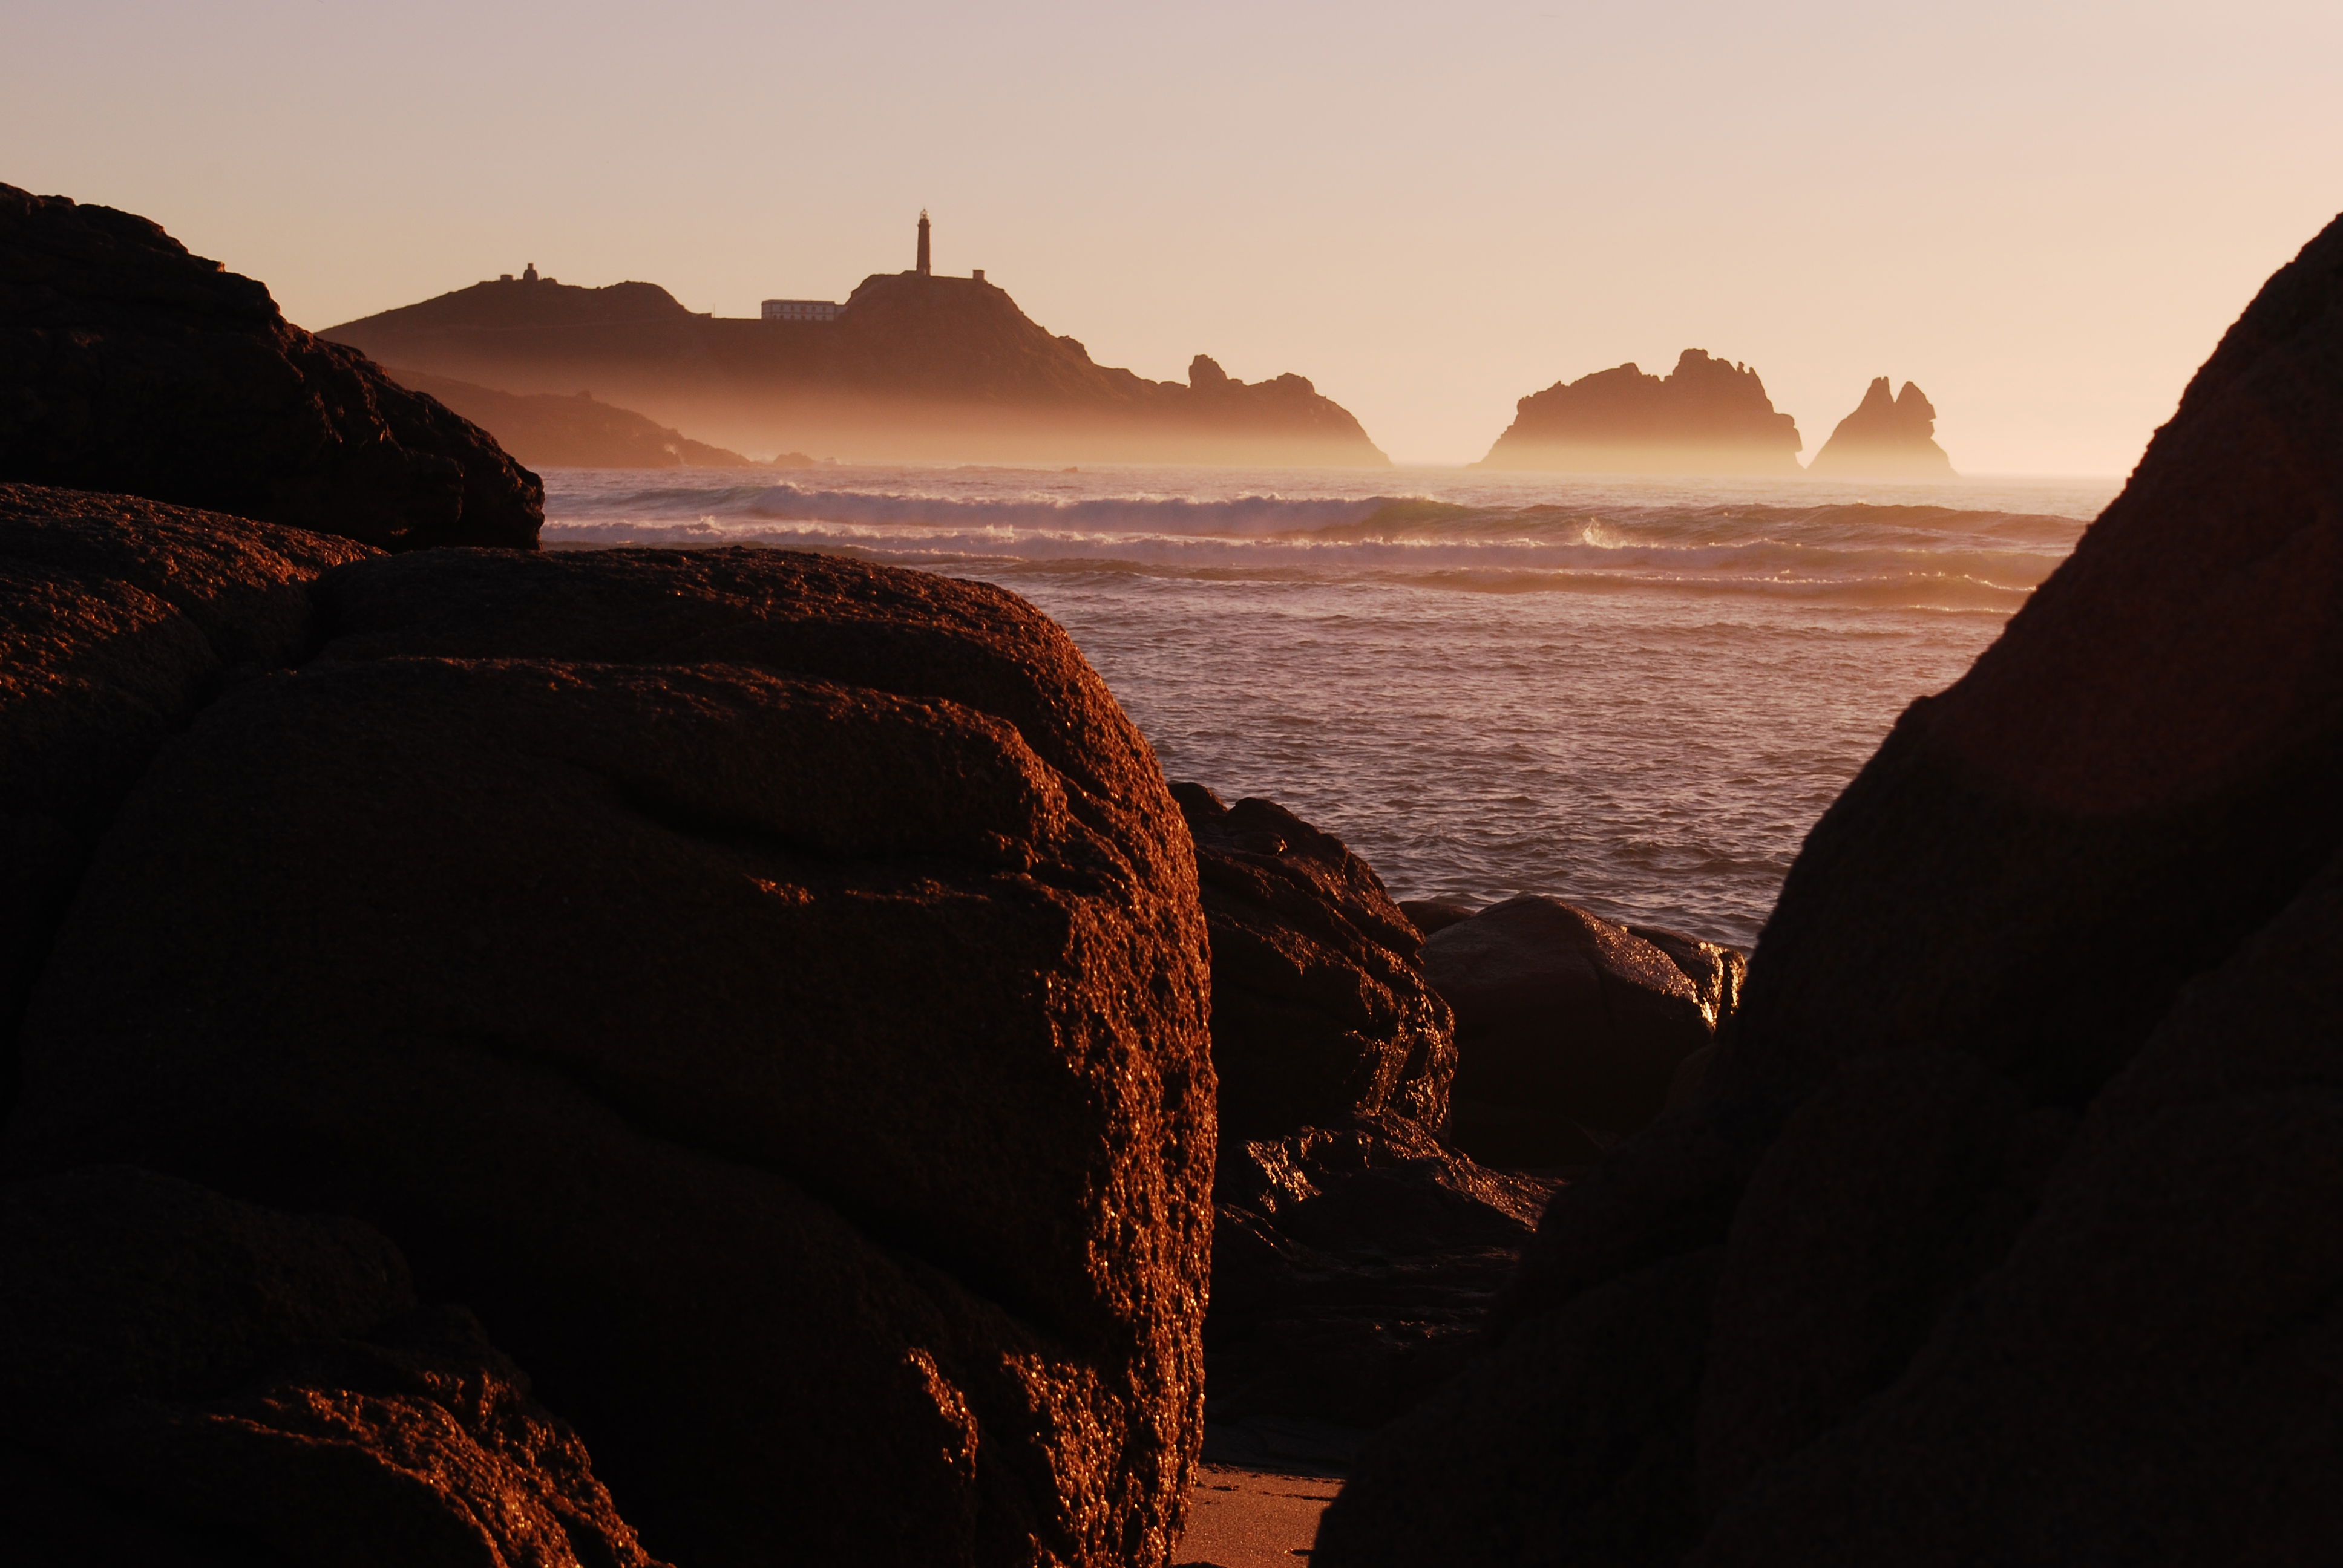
(6, 0, 2340, 470)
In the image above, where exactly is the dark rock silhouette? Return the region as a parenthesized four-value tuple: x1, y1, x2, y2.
(1476, 351, 1802, 474)
(1397, 898, 1476, 938)
(3, 1164, 658, 1568)
(1424, 897, 1722, 1167)
(2, 546, 1214, 1568)
(324, 271, 1389, 468)
(1313, 214, 2343, 1567)
(1173, 784, 1453, 1138)
(1806, 377, 1955, 478)
(387, 368, 753, 468)
(0, 185, 542, 550)
(1208, 1112, 1557, 1434)
(1172, 786, 1547, 1436)
(0, 485, 372, 1096)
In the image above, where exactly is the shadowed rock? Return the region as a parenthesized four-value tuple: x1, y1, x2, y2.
(1173, 784, 1453, 1138)
(0, 184, 542, 549)
(2, 1165, 658, 1568)
(1805, 377, 1955, 479)
(1315, 213, 2343, 1568)
(0, 485, 372, 1097)
(2, 546, 1214, 1568)
(1425, 896, 1716, 1166)
(1207, 1113, 1556, 1432)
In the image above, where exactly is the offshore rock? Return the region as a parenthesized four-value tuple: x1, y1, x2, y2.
(1476, 350, 1803, 475)
(1315, 213, 2343, 1567)
(3, 547, 1215, 1568)
(1424, 896, 1715, 1166)
(1805, 377, 1955, 479)
(0, 485, 372, 1094)
(0, 184, 542, 549)
(2, 1164, 658, 1568)
(1173, 783, 1454, 1138)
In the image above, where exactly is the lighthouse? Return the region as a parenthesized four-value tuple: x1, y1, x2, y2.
(916, 210, 931, 276)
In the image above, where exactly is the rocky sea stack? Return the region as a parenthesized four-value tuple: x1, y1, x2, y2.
(1316, 212, 2343, 1567)
(1477, 350, 1803, 475)
(1806, 376, 1955, 478)
(0, 185, 542, 550)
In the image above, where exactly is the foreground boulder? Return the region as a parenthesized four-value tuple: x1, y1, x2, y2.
(1316, 214, 2343, 1566)
(1208, 1113, 1556, 1434)
(2, 546, 1215, 1568)
(3, 1164, 657, 1568)
(0, 485, 372, 1089)
(0, 185, 542, 549)
(1425, 896, 1720, 1167)
(1174, 784, 1453, 1138)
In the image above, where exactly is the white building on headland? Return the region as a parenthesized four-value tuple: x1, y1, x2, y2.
(762, 299, 841, 322)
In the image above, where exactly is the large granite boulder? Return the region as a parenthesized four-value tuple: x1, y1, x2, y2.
(0, 185, 542, 549)
(1173, 783, 1453, 1138)
(1314, 214, 2343, 1566)
(2, 546, 1216, 1568)
(0, 484, 372, 1092)
(1425, 896, 1718, 1166)
(3, 1164, 657, 1568)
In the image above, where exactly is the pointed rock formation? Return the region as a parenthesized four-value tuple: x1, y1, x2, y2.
(1807, 377, 1955, 478)
(1476, 350, 1803, 475)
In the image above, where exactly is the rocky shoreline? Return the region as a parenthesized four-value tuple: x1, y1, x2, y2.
(5, 179, 2341, 1567)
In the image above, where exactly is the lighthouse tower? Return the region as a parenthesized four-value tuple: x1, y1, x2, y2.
(916, 211, 931, 276)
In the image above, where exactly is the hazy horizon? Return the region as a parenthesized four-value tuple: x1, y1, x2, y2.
(7, 0, 2339, 471)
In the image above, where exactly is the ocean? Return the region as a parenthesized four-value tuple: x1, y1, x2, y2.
(541, 465, 2117, 949)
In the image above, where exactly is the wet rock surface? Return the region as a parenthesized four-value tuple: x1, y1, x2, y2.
(1426, 895, 1719, 1167)
(1174, 784, 1453, 1138)
(2, 545, 1216, 1568)
(1314, 213, 2343, 1567)
(1, 1164, 658, 1568)
(1207, 1114, 1556, 1432)
(0, 184, 542, 549)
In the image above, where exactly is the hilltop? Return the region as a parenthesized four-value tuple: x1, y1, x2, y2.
(1478, 350, 1803, 474)
(327, 268, 1388, 467)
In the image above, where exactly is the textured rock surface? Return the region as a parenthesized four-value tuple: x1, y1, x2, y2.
(4, 546, 1215, 1568)
(0, 485, 372, 1089)
(1804, 377, 1955, 478)
(1426, 896, 1715, 1165)
(1174, 784, 1453, 1138)
(1207, 1114, 1555, 1431)
(1316, 214, 2343, 1568)
(1477, 350, 1802, 474)
(1, 1165, 657, 1568)
(0, 184, 542, 549)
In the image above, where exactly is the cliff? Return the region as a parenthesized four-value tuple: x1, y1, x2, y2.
(1477, 349, 1803, 475)
(326, 271, 1389, 468)
(1806, 377, 1956, 478)
(387, 367, 757, 468)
